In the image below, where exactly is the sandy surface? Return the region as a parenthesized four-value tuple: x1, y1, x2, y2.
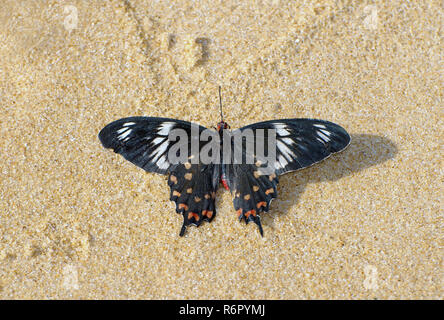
(0, 0, 442, 299)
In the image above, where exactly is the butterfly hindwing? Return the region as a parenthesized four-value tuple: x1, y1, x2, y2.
(224, 164, 278, 235)
(168, 162, 220, 236)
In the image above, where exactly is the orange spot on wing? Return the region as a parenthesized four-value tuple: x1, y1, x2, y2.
(245, 209, 256, 218)
(257, 201, 267, 209)
(178, 203, 188, 210)
(203, 210, 213, 219)
(265, 188, 274, 195)
(236, 209, 243, 217)
(187, 212, 200, 221)
(184, 173, 193, 180)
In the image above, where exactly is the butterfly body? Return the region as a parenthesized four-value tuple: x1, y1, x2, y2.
(99, 116, 350, 236)
(220, 173, 230, 191)
(215, 121, 230, 190)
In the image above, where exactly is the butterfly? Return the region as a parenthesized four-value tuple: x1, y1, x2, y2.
(98, 89, 350, 236)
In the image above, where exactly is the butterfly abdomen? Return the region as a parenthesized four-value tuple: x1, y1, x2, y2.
(221, 173, 230, 190)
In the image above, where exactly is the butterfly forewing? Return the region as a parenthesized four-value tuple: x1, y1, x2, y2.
(98, 117, 208, 174)
(239, 119, 351, 175)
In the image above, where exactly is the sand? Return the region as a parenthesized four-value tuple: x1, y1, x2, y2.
(0, 0, 442, 299)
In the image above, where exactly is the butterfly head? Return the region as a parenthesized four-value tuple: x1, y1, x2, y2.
(216, 121, 230, 131)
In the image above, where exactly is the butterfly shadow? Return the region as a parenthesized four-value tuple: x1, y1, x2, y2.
(264, 134, 398, 229)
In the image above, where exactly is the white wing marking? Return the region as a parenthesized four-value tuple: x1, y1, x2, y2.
(152, 137, 166, 145)
(117, 127, 129, 134)
(317, 131, 330, 142)
(156, 155, 169, 170)
(277, 139, 296, 161)
(151, 140, 169, 162)
(273, 123, 291, 136)
(157, 122, 175, 136)
(278, 155, 288, 168)
(281, 137, 294, 145)
(118, 129, 131, 140)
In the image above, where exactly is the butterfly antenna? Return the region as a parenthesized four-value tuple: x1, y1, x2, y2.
(218, 86, 224, 122)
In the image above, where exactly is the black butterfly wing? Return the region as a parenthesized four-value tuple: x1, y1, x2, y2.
(169, 162, 220, 236)
(99, 117, 220, 236)
(99, 117, 208, 174)
(223, 163, 278, 236)
(224, 119, 350, 235)
(238, 118, 351, 175)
